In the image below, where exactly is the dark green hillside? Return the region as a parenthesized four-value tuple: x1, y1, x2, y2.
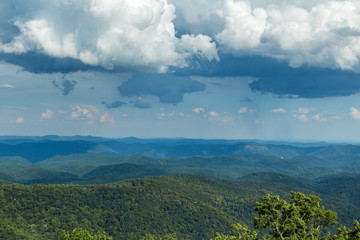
(308, 144, 360, 158)
(315, 174, 360, 207)
(0, 156, 32, 173)
(1, 175, 360, 240)
(10, 167, 80, 184)
(36, 154, 163, 175)
(238, 172, 315, 190)
(0, 141, 98, 162)
(165, 143, 300, 158)
(80, 163, 171, 184)
(0, 172, 14, 182)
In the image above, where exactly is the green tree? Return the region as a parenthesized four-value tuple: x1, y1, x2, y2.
(60, 228, 113, 240)
(254, 191, 337, 239)
(140, 233, 178, 240)
(332, 221, 360, 239)
(213, 192, 360, 240)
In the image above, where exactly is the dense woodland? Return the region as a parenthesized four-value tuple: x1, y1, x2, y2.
(1, 137, 360, 239)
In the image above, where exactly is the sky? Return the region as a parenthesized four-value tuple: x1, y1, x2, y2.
(2, 0, 360, 141)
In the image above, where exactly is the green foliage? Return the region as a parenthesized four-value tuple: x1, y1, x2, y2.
(213, 224, 266, 240)
(60, 228, 113, 240)
(214, 192, 360, 240)
(254, 191, 337, 239)
(140, 233, 178, 240)
(332, 221, 360, 240)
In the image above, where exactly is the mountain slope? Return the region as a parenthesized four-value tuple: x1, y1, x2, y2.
(1, 175, 359, 240)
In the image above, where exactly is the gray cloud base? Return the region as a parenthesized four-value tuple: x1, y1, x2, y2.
(118, 73, 205, 104)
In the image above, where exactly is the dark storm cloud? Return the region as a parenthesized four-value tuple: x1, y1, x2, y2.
(179, 54, 360, 98)
(0, 53, 104, 74)
(118, 73, 206, 104)
(101, 101, 127, 109)
(52, 76, 77, 96)
(248, 67, 360, 98)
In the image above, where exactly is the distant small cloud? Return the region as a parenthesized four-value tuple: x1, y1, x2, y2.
(169, 111, 185, 118)
(312, 114, 328, 122)
(293, 107, 316, 121)
(193, 107, 205, 113)
(238, 107, 248, 114)
(99, 112, 115, 124)
(15, 117, 24, 123)
(350, 107, 360, 120)
(101, 101, 127, 109)
(271, 108, 286, 113)
(293, 114, 309, 121)
(238, 107, 256, 114)
(207, 111, 233, 124)
(157, 113, 166, 119)
(0, 84, 14, 88)
(41, 109, 54, 119)
(70, 105, 100, 120)
(209, 111, 219, 117)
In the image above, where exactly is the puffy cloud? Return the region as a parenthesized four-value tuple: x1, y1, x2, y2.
(238, 107, 248, 114)
(312, 114, 327, 122)
(118, 73, 205, 104)
(271, 107, 286, 113)
(292, 107, 334, 122)
(0, 0, 218, 73)
(238, 107, 256, 114)
(70, 104, 115, 124)
(350, 107, 360, 120)
(209, 111, 219, 117)
(99, 112, 115, 124)
(177, 34, 219, 62)
(41, 109, 54, 119)
(215, 0, 360, 70)
(15, 117, 24, 123)
(216, 0, 267, 50)
(101, 101, 127, 109)
(70, 104, 100, 120)
(193, 107, 205, 113)
(207, 111, 233, 123)
(193, 107, 206, 113)
(293, 108, 311, 121)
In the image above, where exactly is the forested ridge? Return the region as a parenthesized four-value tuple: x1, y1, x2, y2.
(1, 175, 360, 240)
(2, 137, 360, 239)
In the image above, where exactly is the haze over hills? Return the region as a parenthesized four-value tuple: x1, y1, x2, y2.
(1, 136, 360, 239)
(1, 136, 360, 183)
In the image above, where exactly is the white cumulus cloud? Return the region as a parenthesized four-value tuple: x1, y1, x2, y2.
(0, 0, 218, 72)
(215, 0, 360, 70)
(193, 107, 206, 113)
(41, 109, 54, 119)
(271, 108, 286, 113)
(350, 107, 360, 120)
(15, 117, 24, 123)
(238, 107, 256, 114)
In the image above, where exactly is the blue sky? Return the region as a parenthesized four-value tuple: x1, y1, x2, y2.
(1, 0, 360, 141)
